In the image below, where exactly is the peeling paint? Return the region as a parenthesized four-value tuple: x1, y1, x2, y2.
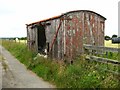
(26, 10, 106, 62)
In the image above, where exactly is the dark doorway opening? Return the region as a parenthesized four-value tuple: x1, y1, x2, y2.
(37, 25, 46, 54)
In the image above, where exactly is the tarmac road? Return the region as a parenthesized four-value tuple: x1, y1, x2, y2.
(0, 45, 55, 88)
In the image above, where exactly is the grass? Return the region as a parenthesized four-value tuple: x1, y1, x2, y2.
(94, 40, 120, 61)
(102, 52, 119, 61)
(1, 40, 36, 67)
(1, 40, 120, 88)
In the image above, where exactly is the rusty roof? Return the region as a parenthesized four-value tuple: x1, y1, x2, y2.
(64, 10, 106, 20)
(26, 10, 106, 26)
(26, 15, 62, 26)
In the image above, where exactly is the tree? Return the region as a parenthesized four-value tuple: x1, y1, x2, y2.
(19, 37, 27, 40)
(112, 34, 117, 38)
(105, 35, 111, 40)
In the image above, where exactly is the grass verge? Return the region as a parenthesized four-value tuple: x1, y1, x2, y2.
(1, 40, 120, 88)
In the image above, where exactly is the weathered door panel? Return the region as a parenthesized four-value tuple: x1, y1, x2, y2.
(27, 26, 37, 52)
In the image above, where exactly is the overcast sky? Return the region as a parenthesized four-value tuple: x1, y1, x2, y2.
(0, 0, 119, 38)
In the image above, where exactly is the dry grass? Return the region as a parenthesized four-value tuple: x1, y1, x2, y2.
(105, 40, 120, 48)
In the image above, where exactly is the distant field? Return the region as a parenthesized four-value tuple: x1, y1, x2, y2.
(105, 40, 120, 48)
(15, 40, 27, 43)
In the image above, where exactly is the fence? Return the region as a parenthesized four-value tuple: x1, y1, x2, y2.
(83, 44, 120, 75)
(84, 44, 119, 57)
(84, 44, 119, 53)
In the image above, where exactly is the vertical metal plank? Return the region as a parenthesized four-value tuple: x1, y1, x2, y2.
(82, 12, 85, 53)
(98, 17, 100, 46)
(63, 18, 66, 58)
(57, 19, 59, 59)
(35, 27, 38, 52)
(96, 15, 99, 46)
(52, 20, 55, 58)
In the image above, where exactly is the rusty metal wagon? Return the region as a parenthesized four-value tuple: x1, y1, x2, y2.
(26, 10, 106, 62)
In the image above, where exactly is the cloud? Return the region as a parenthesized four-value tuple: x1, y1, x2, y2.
(0, 0, 119, 37)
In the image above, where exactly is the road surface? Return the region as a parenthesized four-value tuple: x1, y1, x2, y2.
(0, 45, 55, 88)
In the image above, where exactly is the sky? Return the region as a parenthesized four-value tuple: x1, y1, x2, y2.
(0, 0, 119, 38)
